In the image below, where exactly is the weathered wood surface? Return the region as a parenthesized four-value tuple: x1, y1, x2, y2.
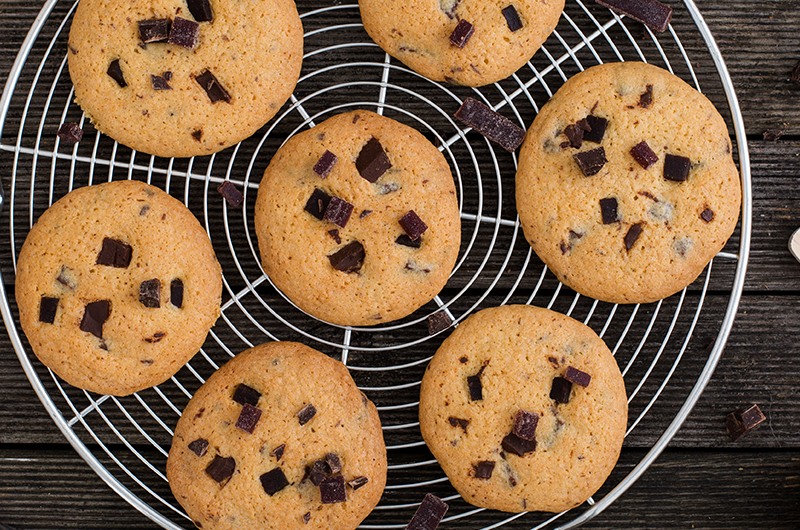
(2, 0, 800, 528)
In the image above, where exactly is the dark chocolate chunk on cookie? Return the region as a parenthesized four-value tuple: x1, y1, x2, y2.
(80, 300, 110, 339)
(205, 455, 235, 484)
(195, 70, 231, 103)
(260, 467, 289, 495)
(139, 279, 161, 308)
(39, 297, 59, 324)
(97, 237, 132, 268)
(356, 137, 391, 183)
(138, 19, 170, 43)
(328, 241, 365, 273)
(168, 17, 200, 49)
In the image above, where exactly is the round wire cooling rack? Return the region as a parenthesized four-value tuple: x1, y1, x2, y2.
(0, 0, 751, 529)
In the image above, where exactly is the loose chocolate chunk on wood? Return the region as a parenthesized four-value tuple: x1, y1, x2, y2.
(304, 188, 333, 220)
(455, 98, 525, 152)
(235, 403, 262, 434)
(302, 512, 311, 524)
(325, 453, 343, 475)
(573, 146, 607, 176)
(313, 150, 338, 179)
(328, 241, 365, 273)
(599, 197, 619, 224)
(323, 196, 354, 228)
(639, 84, 654, 108)
(502, 5, 523, 31)
(501, 432, 536, 456)
(583, 115, 608, 143)
(550, 376, 572, 403)
(188, 438, 209, 457)
(57, 122, 83, 144)
(630, 140, 658, 169)
(474, 461, 495, 479)
(97, 237, 132, 267)
(170, 279, 184, 308)
(195, 70, 231, 103)
(296, 403, 317, 425)
(700, 207, 715, 223)
(39, 297, 59, 324)
(205, 455, 235, 484)
(187, 0, 213, 22)
(406, 493, 449, 530)
(624, 222, 644, 251)
(449, 19, 475, 48)
(138, 19, 170, 43)
(150, 74, 172, 90)
(763, 129, 783, 141)
(594, 0, 673, 32)
(217, 180, 244, 207)
(447, 416, 469, 433)
(663, 154, 691, 182)
(356, 137, 391, 183)
(513, 410, 539, 441)
(107, 59, 127, 87)
(348, 476, 369, 490)
(428, 311, 452, 335)
(320, 475, 347, 504)
(270, 444, 286, 461)
(791, 60, 800, 86)
(564, 366, 592, 387)
(168, 17, 199, 49)
(260, 467, 289, 495)
(726, 404, 767, 441)
(399, 210, 428, 240)
(467, 362, 488, 401)
(232, 383, 261, 406)
(139, 279, 161, 308)
(397, 235, 422, 249)
(80, 300, 110, 339)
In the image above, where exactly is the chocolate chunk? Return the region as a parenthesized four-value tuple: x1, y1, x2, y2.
(235, 403, 262, 434)
(151, 74, 172, 90)
(195, 70, 231, 103)
(791, 60, 800, 86)
(163, 71, 172, 81)
(296, 403, 317, 425)
(594, 0, 673, 32)
(320, 475, 347, 504)
(473, 461, 495, 479)
(599, 197, 619, 224)
(347, 476, 369, 490)
(270, 444, 286, 461)
(406, 493, 449, 530)
(763, 129, 782, 141)
(563, 119, 591, 149)
(313, 150, 338, 179)
(428, 311, 452, 335)
(399, 210, 428, 240)
(39, 297, 59, 324)
(564, 366, 592, 387)
(80, 300, 110, 339)
(107, 59, 127, 87)
(309, 459, 331, 486)
(304, 188, 333, 220)
(624, 222, 644, 251)
(187, 0, 213, 22)
(260, 467, 289, 495)
(583, 115, 608, 143)
(573, 147, 607, 176)
(302, 512, 311, 524)
(328, 229, 342, 244)
(630, 140, 658, 169)
(360, 209, 373, 219)
(139, 279, 161, 308)
(138, 19, 170, 43)
(449, 19, 475, 48)
(356, 137, 391, 183)
(232, 383, 261, 406)
(57, 122, 83, 144)
(168, 17, 199, 49)
(188, 438, 209, 457)
(455, 97, 526, 152)
(513, 410, 539, 441)
(700, 207, 715, 223)
(205, 455, 235, 484)
(325, 453, 343, 475)
(639, 84, 654, 108)
(501, 432, 537, 456)
(467, 361, 488, 401)
(502, 5, 523, 31)
(143, 332, 166, 343)
(217, 180, 244, 207)
(447, 416, 469, 433)
(191, 129, 203, 142)
(323, 196, 354, 228)
(397, 234, 422, 248)
(328, 241, 365, 273)
(170, 278, 184, 308)
(726, 404, 767, 441)
(97, 237, 132, 267)
(663, 154, 691, 182)
(550, 376, 572, 404)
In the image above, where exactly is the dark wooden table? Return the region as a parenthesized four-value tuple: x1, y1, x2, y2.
(1, 0, 799, 528)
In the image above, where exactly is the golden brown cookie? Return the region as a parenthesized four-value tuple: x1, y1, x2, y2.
(15, 180, 222, 396)
(516, 62, 741, 304)
(358, 0, 564, 86)
(67, 0, 303, 157)
(254, 110, 461, 327)
(166, 341, 387, 530)
(419, 305, 627, 513)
